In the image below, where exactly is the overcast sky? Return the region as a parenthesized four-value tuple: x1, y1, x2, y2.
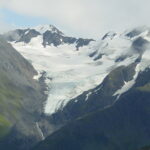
(0, 0, 150, 38)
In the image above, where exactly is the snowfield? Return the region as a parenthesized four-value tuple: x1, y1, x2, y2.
(11, 28, 150, 115)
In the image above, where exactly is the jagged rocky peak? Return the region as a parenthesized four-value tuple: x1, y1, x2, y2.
(101, 31, 117, 40)
(90, 26, 150, 62)
(125, 26, 150, 38)
(100, 26, 150, 43)
(3, 28, 40, 43)
(3, 24, 94, 49)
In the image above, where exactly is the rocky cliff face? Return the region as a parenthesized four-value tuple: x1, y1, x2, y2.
(0, 36, 49, 150)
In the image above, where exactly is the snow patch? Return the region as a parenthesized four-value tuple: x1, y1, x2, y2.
(33, 71, 42, 80)
(85, 92, 92, 101)
(36, 122, 45, 140)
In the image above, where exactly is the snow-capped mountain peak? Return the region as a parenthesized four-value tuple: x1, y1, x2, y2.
(3, 25, 93, 48)
(33, 24, 64, 35)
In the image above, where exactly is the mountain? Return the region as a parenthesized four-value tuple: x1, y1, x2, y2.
(27, 26, 150, 150)
(8, 26, 150, 119)
(4, 26, 150, 119)
(2, 25, 98, 116)
(3, 25, 150, 150)
(0, 36, 54, 150)
(3, 25, 94, 49)
(0, 25, 94, 150)
(49, 27, 150, 124)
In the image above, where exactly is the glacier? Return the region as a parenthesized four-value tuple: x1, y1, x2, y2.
(10, 26, 150, 115)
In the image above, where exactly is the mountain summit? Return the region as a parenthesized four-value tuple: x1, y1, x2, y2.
(33, 24, 64, 35)
(3, 25, 94, 48)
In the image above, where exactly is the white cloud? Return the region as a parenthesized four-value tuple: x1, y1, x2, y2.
(0, 0, 150, 38)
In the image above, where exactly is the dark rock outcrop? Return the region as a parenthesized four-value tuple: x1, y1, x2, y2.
(3, 25, 94, 49)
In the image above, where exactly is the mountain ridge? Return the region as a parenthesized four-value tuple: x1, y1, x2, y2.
(3, 24, 94, 49)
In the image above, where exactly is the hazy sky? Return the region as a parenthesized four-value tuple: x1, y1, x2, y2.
(0, 0, 150, 38)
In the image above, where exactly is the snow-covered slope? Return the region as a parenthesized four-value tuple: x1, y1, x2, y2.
(9, 26, 150, 115)
(33, 24, 64, 35)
